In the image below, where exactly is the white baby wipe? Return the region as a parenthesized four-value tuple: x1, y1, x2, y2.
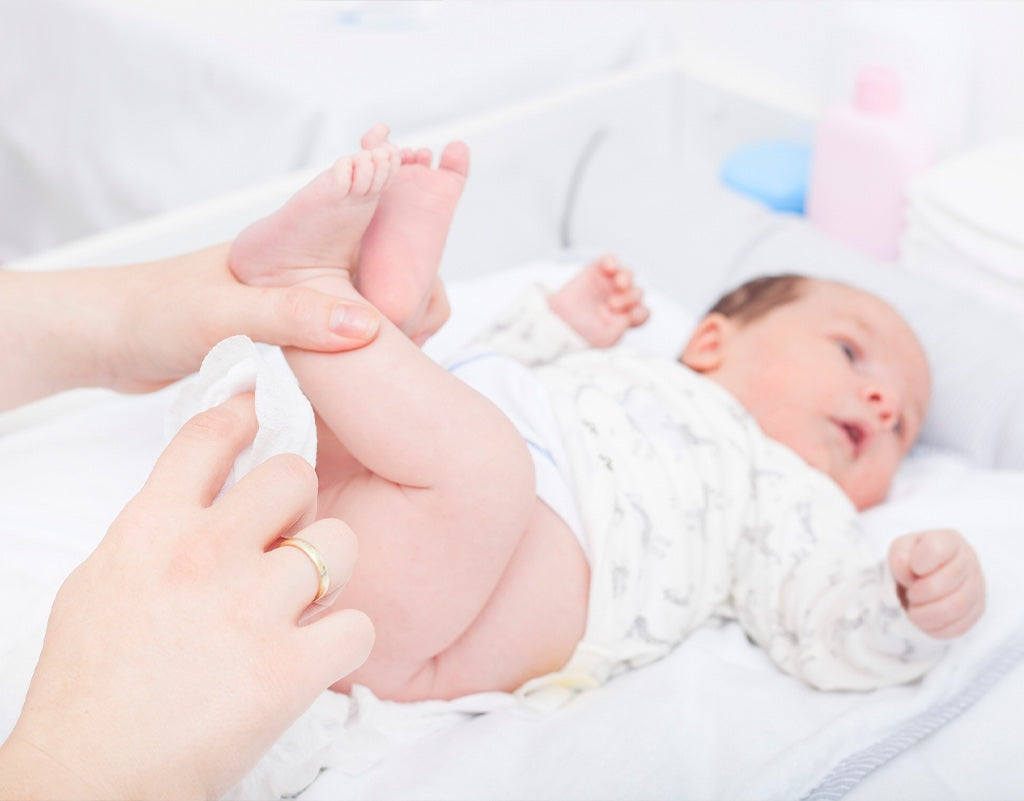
(167, 335, 317, 490)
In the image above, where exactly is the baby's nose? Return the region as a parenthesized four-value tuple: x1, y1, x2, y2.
(861, 382, 900, 429)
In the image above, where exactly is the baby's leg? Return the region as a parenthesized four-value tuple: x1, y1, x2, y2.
(287, 274, 537, 699)
(229, 137, 535, 698)
(355, 127, 469, 344)
(230, 125, 467, 347)
(228, 142, 400, 288)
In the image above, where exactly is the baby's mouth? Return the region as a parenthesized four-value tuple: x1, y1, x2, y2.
(833, 419, 867, 456)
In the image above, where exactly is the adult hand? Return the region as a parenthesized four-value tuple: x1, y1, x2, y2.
(0, 245, 381, 409)
(114, 244, 382, 393)
(0, 393, 374, 800)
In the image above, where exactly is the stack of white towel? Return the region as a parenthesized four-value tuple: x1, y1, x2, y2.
(901, 140, 1024, 313)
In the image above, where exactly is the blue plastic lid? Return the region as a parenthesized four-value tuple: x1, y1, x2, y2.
(720, 140, 811, 214)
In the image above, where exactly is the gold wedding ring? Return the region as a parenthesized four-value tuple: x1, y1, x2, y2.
(276, 537, 330, 603)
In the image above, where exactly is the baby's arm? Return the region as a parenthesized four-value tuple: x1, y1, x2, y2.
(732, 455, 953, 691)
(888, 529, 985, 639)
(547, 255, 649, 348)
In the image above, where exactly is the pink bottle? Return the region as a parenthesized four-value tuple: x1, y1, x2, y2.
(806, 66, 932, 261)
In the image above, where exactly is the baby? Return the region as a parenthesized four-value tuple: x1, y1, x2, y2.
(227, 127, 984, 702)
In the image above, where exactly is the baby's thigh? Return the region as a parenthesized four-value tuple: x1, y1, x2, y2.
(427, 498, 591, 697)
(320, 460, 541, 689)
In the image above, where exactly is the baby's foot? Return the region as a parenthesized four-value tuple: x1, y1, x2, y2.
(354, 128, 469, 342)
(229, 142, 401, 289)
(547, 255, 650, 348)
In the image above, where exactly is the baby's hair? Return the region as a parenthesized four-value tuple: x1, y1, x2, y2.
(707, 273, 807, 324)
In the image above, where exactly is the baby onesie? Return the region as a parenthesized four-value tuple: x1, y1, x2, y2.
(452, 286, 945, 697)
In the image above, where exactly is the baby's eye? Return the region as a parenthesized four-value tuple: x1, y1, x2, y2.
(893, 417, 905, 438)
(838, 341, 856, 362)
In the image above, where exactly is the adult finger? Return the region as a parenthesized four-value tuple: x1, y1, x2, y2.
(241, 285, 380, 352)
(297, 607, 376, 688)
(143, 393, 257, 507)
(215, 452, 319, 548)
(263, 517, 360, 617)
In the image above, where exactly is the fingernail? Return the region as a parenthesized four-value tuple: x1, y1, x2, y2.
(330, 304, 380, 338)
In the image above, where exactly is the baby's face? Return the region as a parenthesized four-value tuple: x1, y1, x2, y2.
(687, 280, 930, 510)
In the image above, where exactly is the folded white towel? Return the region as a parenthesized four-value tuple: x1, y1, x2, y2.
(902, 225, 1024, 316)
(907, 139, 1024, 249)
(905, 201, 1024, 284)
(902, 140, 1024, 313)
(166, 335, 317, 489)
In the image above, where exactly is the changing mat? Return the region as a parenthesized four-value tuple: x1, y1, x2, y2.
(1, 259, 1023, 801)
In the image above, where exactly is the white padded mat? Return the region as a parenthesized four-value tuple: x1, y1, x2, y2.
(2, 260, 1022, 800)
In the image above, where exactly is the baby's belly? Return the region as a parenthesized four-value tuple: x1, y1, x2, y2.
(430, 497, 590, 697)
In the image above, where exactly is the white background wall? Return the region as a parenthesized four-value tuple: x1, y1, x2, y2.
(2, 1, 1021, 263)
(663, 0, 1024, 157)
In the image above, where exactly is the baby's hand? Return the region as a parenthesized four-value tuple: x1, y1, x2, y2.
(548, 254, 650, 348)
(888, 529, 985, 639)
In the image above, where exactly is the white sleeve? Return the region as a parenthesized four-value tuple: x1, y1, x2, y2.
(732, 448, 947, 691)
(461, 283, 591, 367)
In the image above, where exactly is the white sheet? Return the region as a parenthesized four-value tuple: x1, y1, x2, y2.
(2, 260, 1022, 801)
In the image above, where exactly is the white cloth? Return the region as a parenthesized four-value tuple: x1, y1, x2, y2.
(902, 139, 1024, 313)
(471, 286, 945, 701)
(167, 335, 317, 488)
(907, 139, 1024, 254)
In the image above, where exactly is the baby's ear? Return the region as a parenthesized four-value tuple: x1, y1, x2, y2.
(680, 313, 731, 372)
